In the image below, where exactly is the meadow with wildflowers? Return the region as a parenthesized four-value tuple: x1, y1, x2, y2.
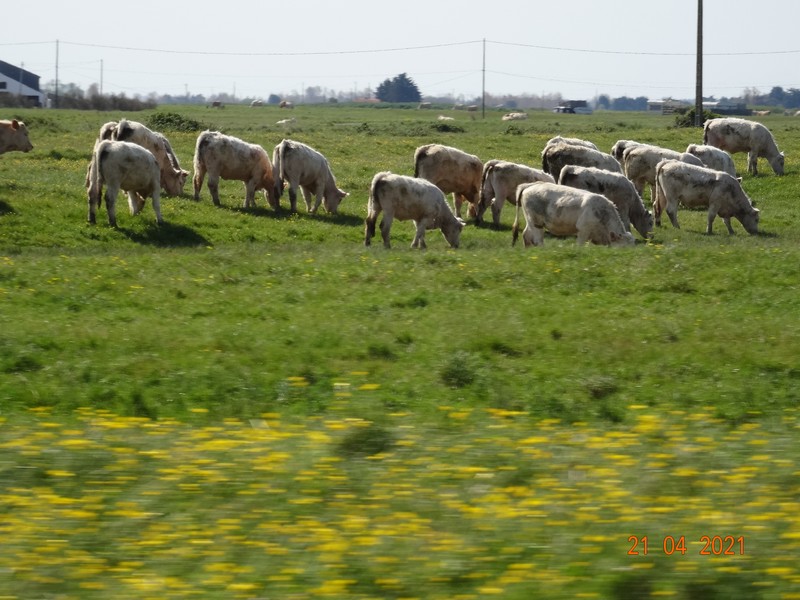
(1, 105, 799, 598)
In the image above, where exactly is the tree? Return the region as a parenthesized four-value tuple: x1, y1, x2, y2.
(375, 73, 421, 103)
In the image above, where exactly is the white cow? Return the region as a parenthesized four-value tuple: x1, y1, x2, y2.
(86, 140, 162, 227)
(703, 117, 784, 176)
(512, 182, 635, 247)
(414, 143, 483, 221)
(653, 159, 760, 235)
(272, 139, 348, 214)
(610, 139, 644, 162)
(684, 144, 737, 177)
(112, 119, 188, 196)
(365, 172, 465, 249)
(557, 165, 653, 240)
(622, 144, 702, 199)
(480, 160, 554, 226)
(541, 142, 622, 178)
(193, 131, 278, 209)
(545, 136, 597, 150)
(0, 119, 33, 154)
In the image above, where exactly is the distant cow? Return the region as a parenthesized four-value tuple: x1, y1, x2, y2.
(480, 160, 554, 226)
(210, 101, 224, 109)
(193, 131, 278, 209)
(272, 139, 347, 214)
(703, 117, 784, 175)
(112, 119, 188, 196)
(684, 144, 737, 177)
(558, 165, 653, 240)
(279, 100, 294, 109)
(502, 112, 528, 121)
(250, 99, 263, 107)
(622, 144, 702, 199)
(541, 142, 622, 178)
(512, 182, 635, 247)
(418, 102, 432, 109)
(365, 172, 465, 249)
(414, 143, 483, 221)
(86, 140, 162, 227)
(653, 159, 760, 235)
(0, 119, 33, 154)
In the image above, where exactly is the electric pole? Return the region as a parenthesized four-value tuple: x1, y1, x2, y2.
(695, 0, 703, 127)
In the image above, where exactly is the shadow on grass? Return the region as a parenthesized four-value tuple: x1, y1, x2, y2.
(230, 205, 365, 227)
(120, 221, 212, 247)
(0, 199, 15, 215)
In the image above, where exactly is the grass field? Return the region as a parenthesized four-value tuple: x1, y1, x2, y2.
(1, 104, 799, 598)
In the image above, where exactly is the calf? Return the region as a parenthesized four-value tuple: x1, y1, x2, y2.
(193, 131, 278, 209)
(622, 144, 702, 199)
(512, 182, 635, 247)
(86, 140, 162, 227)
(653, 159, 760, 234)
(112, 119, 188, 196)
(480, 160, 554, 226)
(414, 143, 483, 221)
(272, 139, 347, 214)
(703, 117, 784, 175)
(365, 172, 465, 249)
(685, 144, 737, 177)
(545, 136, 597, 150)
(0, 119, 33, 154)
(558, 165, 653, 239)
(541, 142, 621, 178)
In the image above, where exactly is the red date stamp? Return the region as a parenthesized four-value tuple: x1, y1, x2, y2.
(628, 535, 745, 556)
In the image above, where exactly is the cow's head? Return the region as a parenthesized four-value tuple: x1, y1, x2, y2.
(442, 217, 466, 248)
(323, 189, 348, 215)
(164, 169, 189, 196)
(609, 230, 636, 247)
(770, 152, 785, 176)
(9, 119, 33, 152)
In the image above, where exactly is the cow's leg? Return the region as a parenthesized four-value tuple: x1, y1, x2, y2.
(491, 194, 505, 228)
(127, 192, 142, 216)
(665, 203, 680, 229)
(748, 151, 758, 176)
(244, 181, 256, 208)
(207, 174, 221, 206)
(105, 186, 119, 228)
(288, 184, 298, 212)
(379, 211, 393, 249)
(526, 225, 544, 247)
(301, 184, 318, 213)
(151, 188, 163, 224)
(412, 220, 428, 249)
(88, 188, 100, 224)
(452, 193, 463, 218)
(192, 165, 205, 201)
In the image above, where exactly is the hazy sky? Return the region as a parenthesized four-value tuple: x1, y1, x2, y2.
(4, 0, 798, 102)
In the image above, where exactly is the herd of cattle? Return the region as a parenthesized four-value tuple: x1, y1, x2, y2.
(0, 114, 786, 248)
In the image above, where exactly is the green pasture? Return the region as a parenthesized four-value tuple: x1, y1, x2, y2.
(1, 104, 799, 598)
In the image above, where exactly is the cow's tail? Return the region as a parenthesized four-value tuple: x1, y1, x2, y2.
(193, 131, 210, 175)
(653, 159, 667, 224)
(273, 139, 287, 199)
(413, 146, 428, 178)
(541, 148, 550, 176)
(364, 173, 385, 246)
(87, 142, 107, 222)
(702, 120, 710, 145)
(511, 182, 527, 246)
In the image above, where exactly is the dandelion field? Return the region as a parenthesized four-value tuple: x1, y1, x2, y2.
(1, 105, 800, 598)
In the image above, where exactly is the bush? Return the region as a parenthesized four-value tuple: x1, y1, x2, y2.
(145, 112, 205, 132)
(674, 107, 720, 128)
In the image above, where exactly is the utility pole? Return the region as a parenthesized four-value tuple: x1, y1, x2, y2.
(481, 38, 486, 119)
(55, 39, 60, 108)
(100, 59, 104, 96)
(695, 0, 703, 127)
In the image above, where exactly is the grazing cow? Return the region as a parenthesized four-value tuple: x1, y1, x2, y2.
(610, 139, 644, 162)
(502, 112, 528, 121)
(279, 100, 294, 109)
(558, 165, 653, 240)
(414, 143, 483, 221)
(437, 115, 455, 121)
(684, 144, 737, 177)
(622, 144, 702, 199)
(272, 139, 347, 214)
(193, 131, 278, 209)
(112, 119, 188, 196)
(365, 172, 465, 249)
(703, 117, 784, 175)
(653, 159, 760, 235)
(480, 160, 554, 226)
(0, 119, 33, 154)
(545, 136, 597, 150)
(418, 102, 432, 109)
(541, 142, 622, 178)
(210, 101, 224, 109)
(250, 99, 263, 107)
(512, 182, 635, 247)
(86, 140, 162, 227)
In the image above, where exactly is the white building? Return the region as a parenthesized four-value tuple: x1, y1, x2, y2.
(0, 60, 45, 107)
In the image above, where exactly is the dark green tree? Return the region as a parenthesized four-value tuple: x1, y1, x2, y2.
(375, 73, 421, 103)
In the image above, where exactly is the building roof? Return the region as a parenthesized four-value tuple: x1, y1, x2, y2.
(0, 60, 41, 91)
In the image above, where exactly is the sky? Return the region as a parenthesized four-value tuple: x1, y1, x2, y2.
(3, 0, 799, 103)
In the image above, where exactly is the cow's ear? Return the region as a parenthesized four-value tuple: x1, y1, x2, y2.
(610, 231, 620, 241)
(11, 119, 19, 129)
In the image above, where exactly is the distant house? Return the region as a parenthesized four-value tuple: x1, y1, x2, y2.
(703, 100, 751, 116)
(0, 60, 45, 107)
(553, 99, 592, 114)
(648, 98, 690, 114)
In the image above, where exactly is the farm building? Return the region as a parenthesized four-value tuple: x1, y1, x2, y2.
(648, 98, 690, 114)
(0, 60, 45, 107)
